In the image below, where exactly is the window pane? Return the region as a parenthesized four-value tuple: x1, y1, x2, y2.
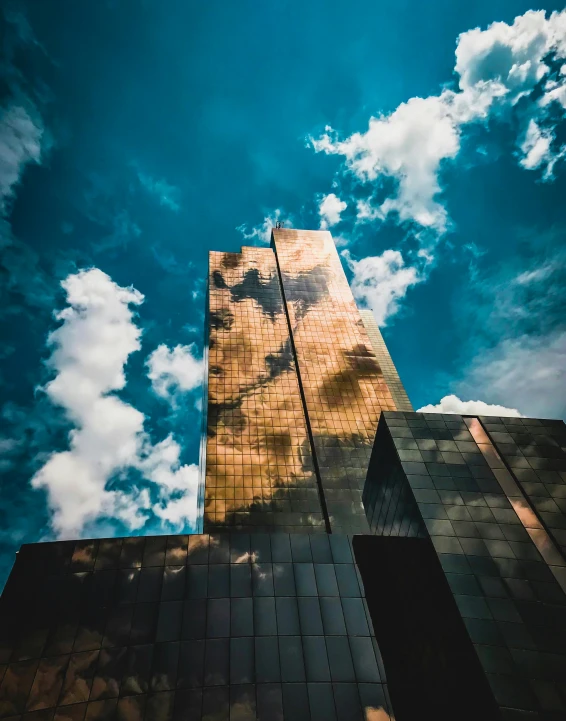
(255, 637, 280, 683)
(303, 636, 330, 682)
(308, 683, 337, 721)
(230, 638, 254, 684)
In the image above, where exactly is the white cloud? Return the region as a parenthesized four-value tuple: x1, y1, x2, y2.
(318, 192, 347, 229)
(0, 104, 43, 210)
(310, 9, 566, 231)
(31, 268, 199, 537)
(147, 343, 203, 402)
(343, 249, 421, 326)
(519, 119, 556, 177)
(311, 95, 462, 232)
(236, 209, 293, 244)
(457, 331, 566, 420)
(136, 169, 181, 212)
(417, 394, 522, 417)
(541, 64, 566, 110)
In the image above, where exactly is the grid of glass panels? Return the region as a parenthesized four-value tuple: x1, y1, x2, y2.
(272, 230, 396, 534)
(365, 411, 566, 718)
(0, 535, 392, 721)
(205, 248, 324, 533)
(358, 311, 413, 413)
(480, 416, 566, 560)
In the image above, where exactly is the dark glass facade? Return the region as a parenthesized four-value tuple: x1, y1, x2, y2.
(2, 229, 565, 720)
(364, 411, 566, 719)
(0, 534, 393, 721)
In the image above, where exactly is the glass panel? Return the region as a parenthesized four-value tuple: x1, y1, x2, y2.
(116, 696, 145, 721)
(303, 636, 330, 682)
(256, 684, 283, 721)
(229, 638, 254, 684)
(230, 599, 253, 637)
(281, 683, 310, 721)
(275, 598, 300, 636)
(90, 647, 127, 700)
(177, 641, 204, 689)
(59, 652, 99, 706)
(149, 643, 179, 692)
(121, 645, 153, 696)
(278, 637, 305, 683)
(297, 598, 323, 636)
(203, 640, 229, 687)
(294, 564, 317, 597)
(308, 683, 336, 721)
(229, 685, 255, 721)
(206, 600, 230, 639)
(255, 637, 280, 684)
(161, 567, 186, 602)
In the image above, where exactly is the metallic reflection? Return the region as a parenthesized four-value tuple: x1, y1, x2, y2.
(273, 229, 397, 533)
(204, 248, 321, 532)
(465, 416, 566, 595)
(204, 231, 399, 533)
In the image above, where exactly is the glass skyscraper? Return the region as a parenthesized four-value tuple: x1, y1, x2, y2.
(204, 228, 406, 536)
(1, 229, 565, 721)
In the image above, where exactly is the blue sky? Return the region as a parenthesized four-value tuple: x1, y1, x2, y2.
(1, 0, 565, 587)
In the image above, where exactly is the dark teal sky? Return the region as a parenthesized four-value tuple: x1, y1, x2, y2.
(1, 0, 565, 588)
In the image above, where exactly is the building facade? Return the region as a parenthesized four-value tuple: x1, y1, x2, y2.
(364, 411, 566, 719)
(1, 229, 565, 721)
(0, 534, 394, 721)
(204, 229, 404, 536)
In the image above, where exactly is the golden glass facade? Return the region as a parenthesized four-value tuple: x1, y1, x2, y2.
(272, 229, 396, 533)
(204, 229, 399, 534)
(359, 310, 413, 413)
(204, 247, 324, 534)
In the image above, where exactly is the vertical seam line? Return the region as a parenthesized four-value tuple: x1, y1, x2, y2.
(272, 241, 332, 534)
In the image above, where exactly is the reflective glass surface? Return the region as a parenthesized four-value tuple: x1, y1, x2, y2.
(272, 230, 396, 533)
(358, 310, 413, 413)
(203, 230, 403, 535)
(0, 534, 392, 721)
(204, 247, 324, 533)
(364, 411, 566, 719)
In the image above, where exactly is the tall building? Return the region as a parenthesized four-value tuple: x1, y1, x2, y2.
(1, 228, 565, 721)
(204, 229, 404, 535)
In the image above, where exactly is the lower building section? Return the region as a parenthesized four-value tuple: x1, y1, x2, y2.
(3, 408, 566, 721)
(364, 411, 566, 720)
(354, 535, 501, 721)
(0, 534, 393, 721)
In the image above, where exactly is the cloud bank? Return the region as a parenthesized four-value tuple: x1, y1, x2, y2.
(147, 343, 203, 403)
(311, 9, 566, 231)
(417, 394, 522, 417)
(318, 193, 347, 229)
(343, 249, 421, 326)
(31, 268, 200, 538)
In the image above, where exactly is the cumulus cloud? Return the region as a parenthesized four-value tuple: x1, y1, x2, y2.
(0, 103, 43, 210)
(147, 343, 203, 403)
(519, 119, 562, 178)
(31, 268, 199, 537)
(318, 193, 347, 229)
(236, 209, 294, 244)
(343, 249, 421, 326)
(310, 9, 566, 231)
(417, 394, 522, 417)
